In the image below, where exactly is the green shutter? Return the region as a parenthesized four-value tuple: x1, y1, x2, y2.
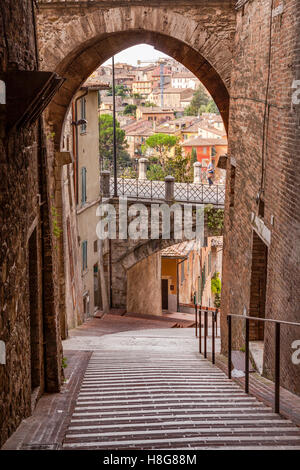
(82, 241, 87, 271)
(81, 167, 87, 204)
(80, 97, 87, 132)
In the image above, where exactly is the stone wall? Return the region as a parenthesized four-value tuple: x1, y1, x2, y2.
(0, 0, 62, 446)
(221, 0, 300, 395)
(127, 252, 161, 316)
(103, 197, 211, 310)
(61, 164, 85, 331)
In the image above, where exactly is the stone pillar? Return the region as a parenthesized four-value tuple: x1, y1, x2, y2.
(193, 161, 202, 184)
(100, 170, 111, 198)
(165, 175, 175, 202)
(138, 157, 148, 180)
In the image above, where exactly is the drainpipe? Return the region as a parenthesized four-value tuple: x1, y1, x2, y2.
(109, 239, 113, 307)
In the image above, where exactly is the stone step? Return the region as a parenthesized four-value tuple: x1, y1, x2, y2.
(62, 351, 300, 450)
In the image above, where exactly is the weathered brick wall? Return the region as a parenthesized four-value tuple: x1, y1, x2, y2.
(221, 0, 300, 395)
(0, 0, 62, 446)
(0, 0, 39, 446)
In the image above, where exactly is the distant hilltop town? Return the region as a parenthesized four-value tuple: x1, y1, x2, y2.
(84, 57, 227, 181)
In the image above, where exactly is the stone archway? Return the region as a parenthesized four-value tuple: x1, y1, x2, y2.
(37, 2, 236, 147)
(36, 1, 235, 327)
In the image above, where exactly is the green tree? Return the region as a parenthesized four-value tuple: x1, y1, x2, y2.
(99, 114, 131, 167)
(191, 147, 198, 164)
(144, 133, 178, 170)
(123, 104, 137, 116)
(211, 272, 222, 308)
(131, 92, 143, 100)
(120, 166, 137, 179)
(204, 204, 224, 234)
(107, 84, 128, 97)
(184, 85, 210, 116)
(166, 145, 193, 183)
(147, 164, 166, 181)
(198, 99, 220, 115)
(205, 99, 220, 114)
(146, 146, 194, 183)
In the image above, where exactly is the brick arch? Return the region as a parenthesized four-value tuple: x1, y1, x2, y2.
(37, 4, 235, 148)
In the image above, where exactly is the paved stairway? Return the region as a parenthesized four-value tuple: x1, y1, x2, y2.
(62, 350, 300, 450)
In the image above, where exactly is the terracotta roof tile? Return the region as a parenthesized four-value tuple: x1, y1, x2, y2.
(161, 241, 196, 258)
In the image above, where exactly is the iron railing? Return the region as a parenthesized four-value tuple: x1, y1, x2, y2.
(227, 314, 300, 414)
(110, 178, 225, 205)
(194, 306, 220, 365)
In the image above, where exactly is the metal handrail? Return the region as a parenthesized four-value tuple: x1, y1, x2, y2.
(227, 313, 300, 414)
(194, 306, 219, 365)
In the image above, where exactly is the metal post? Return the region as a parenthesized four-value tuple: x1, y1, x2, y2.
(112, 55, 117, 198)
(199, 309, 202, 354)
(275, 322, 280, 413)
(195, 304, 198, 337)
(227, 315, 232, 379)
(204, 310, 208, 359)
(215, 309, 218, 337)
(245, 318, 249, 393)
(160, 60, 164, 107)
(212, 311, 215, 364)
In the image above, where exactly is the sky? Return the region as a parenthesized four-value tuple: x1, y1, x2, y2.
(103, 44, 170, 66)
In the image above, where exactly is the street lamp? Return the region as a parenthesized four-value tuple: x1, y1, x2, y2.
(112, 55, 118, 197)
(72, 118, 87, 127)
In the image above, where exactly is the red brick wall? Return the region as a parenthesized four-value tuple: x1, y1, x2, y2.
(221, 0, 300, 395)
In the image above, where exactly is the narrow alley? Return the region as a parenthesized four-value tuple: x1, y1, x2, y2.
(1, 0, 300, 457)
(3, 314, 300, 451)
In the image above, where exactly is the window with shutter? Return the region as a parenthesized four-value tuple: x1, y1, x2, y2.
(80, 97, 87, 133)
(81, 167, 87, 204)
(82, 241, 88, 271)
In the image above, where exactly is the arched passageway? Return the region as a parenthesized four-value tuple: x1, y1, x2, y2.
(37, 3, 236, 147)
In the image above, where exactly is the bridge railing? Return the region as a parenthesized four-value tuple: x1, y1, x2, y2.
(109, 177, 225, 206)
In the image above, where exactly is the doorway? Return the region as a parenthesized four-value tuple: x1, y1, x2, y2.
(93, 263, 102, 312)
(249, 231, 268, 341)
(161, 279, 169, 310)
